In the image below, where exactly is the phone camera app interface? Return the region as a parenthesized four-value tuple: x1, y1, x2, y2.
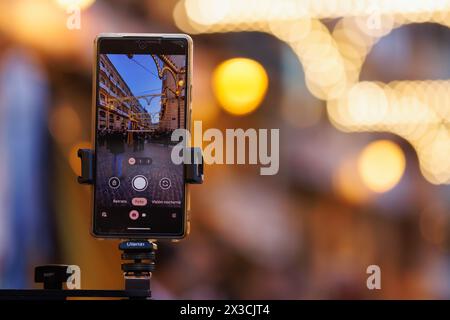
(95, 48, 187, 235)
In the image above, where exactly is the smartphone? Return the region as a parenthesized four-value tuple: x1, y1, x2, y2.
(92, 33, 192, 239)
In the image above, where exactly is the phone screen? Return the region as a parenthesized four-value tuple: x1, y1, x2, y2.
(92, 36, 189, 238)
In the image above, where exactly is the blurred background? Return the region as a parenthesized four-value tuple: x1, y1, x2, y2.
(0, 0, 449, 299)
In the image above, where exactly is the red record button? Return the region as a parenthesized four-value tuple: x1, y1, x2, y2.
(129, 210, 139, 220)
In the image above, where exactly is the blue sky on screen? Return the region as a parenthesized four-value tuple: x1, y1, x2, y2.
(107, 54, 162, 119)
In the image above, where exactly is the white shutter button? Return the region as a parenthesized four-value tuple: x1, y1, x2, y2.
(132, 175, 148, 192)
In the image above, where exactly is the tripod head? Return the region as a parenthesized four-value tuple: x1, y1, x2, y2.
(119, 240, 157, 294)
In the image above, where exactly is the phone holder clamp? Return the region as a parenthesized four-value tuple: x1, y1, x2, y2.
(76, 147, 203, 299)
(77, 147, 204, 184)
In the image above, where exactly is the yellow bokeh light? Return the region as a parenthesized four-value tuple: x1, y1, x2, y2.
(212, 58, 268, 116)
(55, 0, 95, 10)
(184, 0, 229, 26)
(49, 105, 82, 146)
(333, 158, 371, 205)
(175, 0, 450, 185)
(357, 140, 406, 193)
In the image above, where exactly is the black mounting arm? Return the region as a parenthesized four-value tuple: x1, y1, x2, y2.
(35, 265, 73, 290)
